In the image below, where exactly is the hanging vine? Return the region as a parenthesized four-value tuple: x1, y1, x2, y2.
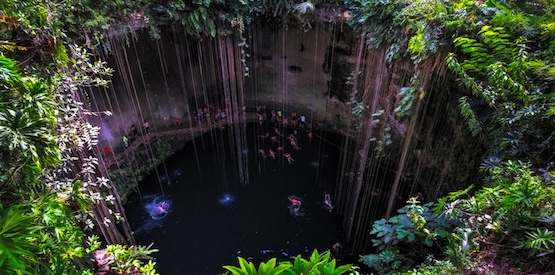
(43, 45, 133, 244)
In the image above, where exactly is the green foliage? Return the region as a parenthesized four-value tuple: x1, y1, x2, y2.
(0, 3, 164, 275)
(364, 161, 555, 272)
(457, 96, 482, 136)
(104, 243, 159, 274)
(0, 56, 60, 194)
(348, 0, 555, 171)
(360, 197, 462, 274)
(150, 0, 217, 37)
(346, 0, 447, 63)
(30, 193, 91, 264)
(0, 204, 40, 274)
(394, 86, 417, 118)
(0, 196, 102, 274)
(0, 56, 20, 86)
(449, 162, 554, 270)
(461, 162, 555, 249)
(359, 249, 405, 274)
(395, 73, 422, 119)
(522, 228, 555, 255)
(287, 249, 351, 275)
(446, 2, 555, 167)
(345, 0, 408, 48)
(109, 138, 172, 203)
(404, 259, 457, 275)
(224, 257, 291, 275)
(223, 249, 354, 275)
(0, 108, 58, 168)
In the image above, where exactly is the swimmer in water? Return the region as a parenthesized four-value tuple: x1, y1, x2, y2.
(285, 153, 294, 164)
(324, 193, 333, 212)
(269, 149, 276, 160)
(274, 127, 283, 137)
(331, 242, 342, 257)
(288, 196, 302, 214)
(288, 133, 296, 141)
(158, 203, 167, 214)
(259, 149, 267, 158)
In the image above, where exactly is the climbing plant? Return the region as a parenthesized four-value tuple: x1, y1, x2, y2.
(446, 1, 555, 167)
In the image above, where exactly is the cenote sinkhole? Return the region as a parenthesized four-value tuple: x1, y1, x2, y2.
(125, 124, 347, 274)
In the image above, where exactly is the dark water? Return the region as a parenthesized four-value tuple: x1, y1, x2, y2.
(125, 125, 345, 274)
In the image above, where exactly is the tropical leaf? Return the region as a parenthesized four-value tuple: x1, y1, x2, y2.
(0, 204, 41, 274)
(224, 257, 256, 275)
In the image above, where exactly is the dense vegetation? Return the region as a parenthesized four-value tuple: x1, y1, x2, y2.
(0, 0, 341, 274)
(345, 0, 555, 273)
(223, 249, 358, 275)
(2, 0, 555, 274)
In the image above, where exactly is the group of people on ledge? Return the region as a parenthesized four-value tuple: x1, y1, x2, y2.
(108, 102, 323, 161)
(122, 121, 150, 149)
(256, 104, 318, 130)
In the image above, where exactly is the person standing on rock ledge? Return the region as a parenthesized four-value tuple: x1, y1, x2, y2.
(104, 145, 111, 156)
(131, 124, 138, 139)
(143, 121, 150, 134)
(123, 136, 129, 149)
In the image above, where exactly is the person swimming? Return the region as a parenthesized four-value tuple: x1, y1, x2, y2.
(157, 203, 167, 214)
(331, 242, 342, 258)
(269, 149, 276, 160)
(259, 149, 267, 158)
(274, 127, 283, 137)
(288, 195, 302, 215)
(285, 153, 294, 164)
(324, 193, 333, 212)
(288, 133, 296, 141)
(146, 198, 171, 220)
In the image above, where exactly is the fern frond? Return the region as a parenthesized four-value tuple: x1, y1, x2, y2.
(458, 96, 482, 136)
(447, 54, 496, 105)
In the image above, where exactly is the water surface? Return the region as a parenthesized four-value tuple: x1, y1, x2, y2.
(125, 126, 345, 274)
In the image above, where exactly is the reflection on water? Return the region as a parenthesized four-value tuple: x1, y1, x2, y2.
(310, 160, 319, 168)
(218, 193, 235, 206)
